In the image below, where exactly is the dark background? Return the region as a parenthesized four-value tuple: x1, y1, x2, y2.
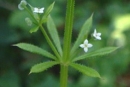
(0, 0, 130, 87)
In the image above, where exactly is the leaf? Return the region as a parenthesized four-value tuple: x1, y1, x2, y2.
(41, 2, 55, 23)
(29, 26, 39, 33)
(71, 14, 93, 55)
(13, 43, 57, 60)
(47, 15, 62, 56)
(30, 61, 59, 74)
(70, 63, 101, 78)
(73, 47, 118, 62)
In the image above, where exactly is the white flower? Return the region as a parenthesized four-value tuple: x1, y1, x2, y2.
(33, 7, 44, 13)
(18, 0, 27, 10)
(79, 39, 93, 52)
(93, 29, 101, 40)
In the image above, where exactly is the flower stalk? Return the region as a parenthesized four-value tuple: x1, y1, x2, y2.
(39, 25, 61, 61)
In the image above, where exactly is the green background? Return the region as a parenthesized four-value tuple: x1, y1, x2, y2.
(0, 0, 130, 87)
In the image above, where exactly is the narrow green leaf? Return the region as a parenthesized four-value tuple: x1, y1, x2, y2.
(47, 15, 62, 56)
(45, 2, 55, 16)
(73, 47, 118, 62)
(70, 63, 101, 78)
(41, 2, 55, 23)
(29, 26, 39, 33)
(13, 43, 57, 60)
(30, 61, 59, 74)
(71, 14, 93, 55)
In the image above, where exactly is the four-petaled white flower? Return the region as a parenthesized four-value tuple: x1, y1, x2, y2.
(93, 29, 101, 40)
(79, 39, 93, 52)
(18, 0, 27, 10)
(33, 7, 44, 13)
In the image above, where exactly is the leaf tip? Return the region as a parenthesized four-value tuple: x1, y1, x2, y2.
(29, 30, 33, 33)
(28, 71, 32, 75)
(12, 43, 20, 47)
(12, 44, 17, 46)
(53, 1, 55, 4)
(91, 12, 94, 17)
(29, 26, 39, 33)
(98, 75, 102, 79)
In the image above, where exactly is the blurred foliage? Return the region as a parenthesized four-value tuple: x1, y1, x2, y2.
(0, 0, 130, 87)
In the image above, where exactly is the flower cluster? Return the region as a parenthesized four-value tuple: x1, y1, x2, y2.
(80, 29, 101, 52)
(18, 0, 44, 14)
(18, 0, 45, 27)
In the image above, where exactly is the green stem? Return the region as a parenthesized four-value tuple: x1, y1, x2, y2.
(40, 25, 61, 61)
(60, 65, 68, 87)
(63, 0, 75, 62)
(24, 6, 38, 23)
(60, 0, 75, 87)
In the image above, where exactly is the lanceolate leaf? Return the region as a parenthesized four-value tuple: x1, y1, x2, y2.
(70, 63, 101, 78)
(41, 2, 55, 23)
(47, 15, 62, 56)
(30, 61, 59, 74)
(73, 47, 118, 62)
(13, 43, 57, 60)
(71, 14, 93, 55)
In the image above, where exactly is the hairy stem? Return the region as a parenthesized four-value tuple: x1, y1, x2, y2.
(60, 0, 75, 87)
(63, 0, 75, 62)
(60, 65, 68, 87)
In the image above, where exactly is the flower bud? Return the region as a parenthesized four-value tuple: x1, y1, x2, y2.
(18, 0, 27, 10)
(25, 17, 32, 26)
